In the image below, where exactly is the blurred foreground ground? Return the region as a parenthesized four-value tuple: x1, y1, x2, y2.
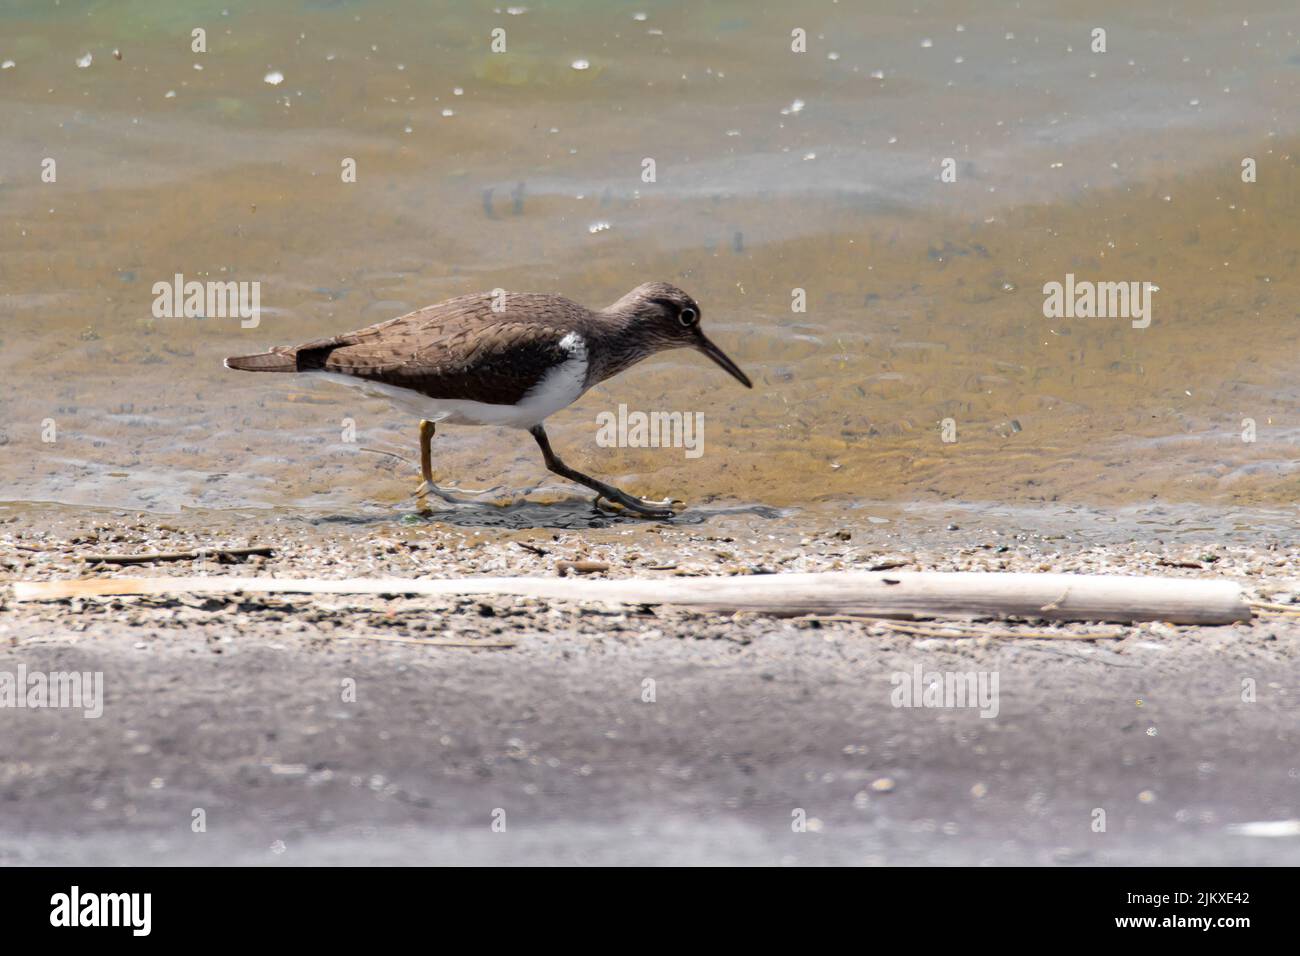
(1, 504, 1295, 865)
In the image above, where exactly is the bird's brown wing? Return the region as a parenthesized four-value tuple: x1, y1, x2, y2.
(293, 293, 587, 406)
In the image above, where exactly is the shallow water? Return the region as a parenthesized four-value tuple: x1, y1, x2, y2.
(1, 1, 1297, 532)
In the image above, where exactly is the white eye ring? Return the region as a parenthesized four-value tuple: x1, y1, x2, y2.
(679, 307, 698, 326)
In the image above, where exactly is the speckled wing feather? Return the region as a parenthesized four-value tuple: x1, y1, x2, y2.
(273, 293, 593, 406)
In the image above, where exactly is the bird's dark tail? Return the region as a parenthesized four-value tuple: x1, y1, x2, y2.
(223, 348, 298, 372)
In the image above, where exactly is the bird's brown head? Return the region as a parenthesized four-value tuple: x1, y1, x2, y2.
(603, 282, 752, 388)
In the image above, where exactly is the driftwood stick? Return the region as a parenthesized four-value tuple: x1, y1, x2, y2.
(10, 571, 1250, 625)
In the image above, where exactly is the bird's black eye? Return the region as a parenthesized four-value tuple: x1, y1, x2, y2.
(679, 307, 698, 327)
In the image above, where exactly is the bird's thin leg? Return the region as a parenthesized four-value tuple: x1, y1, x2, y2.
(408, 420, 508, 505)
(529, 425, 679, 518)
(411, 420, 469, 503)
(413, 419, 437, 498)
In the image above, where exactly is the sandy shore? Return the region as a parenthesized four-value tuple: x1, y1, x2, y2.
(0, 504, 1296, 864)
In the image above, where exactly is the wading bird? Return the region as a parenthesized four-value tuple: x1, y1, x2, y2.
(225, 283, 752, 517)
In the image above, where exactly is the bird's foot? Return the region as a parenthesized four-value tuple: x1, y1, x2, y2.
(594, 489, 684, 520)
(412, 479, 471, 504)
(456, 483, 512, 503)
(414, 479, 519, 509)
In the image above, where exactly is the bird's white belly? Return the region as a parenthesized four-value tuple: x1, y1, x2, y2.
(313, 334, 589, 429)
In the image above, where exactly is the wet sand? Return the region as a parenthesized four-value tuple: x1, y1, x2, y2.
(2, 2, 1299, 522)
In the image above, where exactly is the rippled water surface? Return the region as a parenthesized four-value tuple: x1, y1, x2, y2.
(1, 0, 1297, 531)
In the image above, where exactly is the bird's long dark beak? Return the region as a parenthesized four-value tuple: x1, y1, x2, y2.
(696, 334, 753, 388)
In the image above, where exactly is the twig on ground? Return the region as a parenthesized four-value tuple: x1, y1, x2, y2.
(328, 633, 516, 649)
(359, 447, 416, 467)
(867, 559, 912, 571)
(804, 615, 1125, 640)
(1249, 600, 1300, 614)
(82, 547, 273, 565)
(556, 560, 610, 576)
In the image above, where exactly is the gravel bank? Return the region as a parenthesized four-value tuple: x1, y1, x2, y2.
(1, 504, 1296, 865)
